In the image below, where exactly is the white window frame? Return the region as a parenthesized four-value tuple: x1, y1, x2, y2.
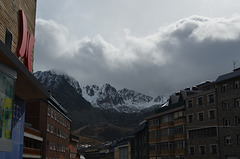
(223, 118, 230, 127)
(234, 81, 239, 89)
(236, 117, 240, 125)
(187, 114, 193, 123)
(187, 99, 193, 108)
(197, 111, 204, 122)
(225, 136, 231, 145)
(222, 84, 228, 92)
(207, 94, 215, 104)
(197, 96, 203, 106)
(199, 145, 206, 156)
(208, 109, 216, 120)
(188, 146, 195, 155)
(222, 100, 229, 109)
(47, 123, 49, 132)
(235, 98, 240, 108)
(48, 108, 50, 116)
(51, 110, 54, 118)
(51, 126, 53, 133)
(210, 144, 218, 155)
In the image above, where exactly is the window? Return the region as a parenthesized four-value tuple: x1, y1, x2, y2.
(234, 81, 239, 89)
(236, 117, 240, 125)
(197, 112, 204, 122)
(187, 100, 193, 108)
(222, 101, 229, 109)
(208, 110, 216, 120)
(188, 114, 193, 123)
(50, 142, 52, 150)
(197, 97, 203, 106)
(47, 123, 49, 132)
(48, 108, 50, 116)
(210, 145, 217, 155)
(53, 143, 55, 151)
(222, 84, 228, 92)
(199, 145, 206, 155)
(46, 140, 49, 149)
(223, 118, 230, 127)
(188, 127, 217, 139)
(54, 127, 57, 134)
(54, 112, 57, 120)
(235, 98, 240, 108)
(174, 111, 184, 120)
(51, 126, 53, 133)
(237, 135, 240, 145)
(51, 110, 54, 118)
(175, 140, 185, 149)
(188, 146, 195, 155)
(225, 136, 231, 145)
(207, 94, 215, 104)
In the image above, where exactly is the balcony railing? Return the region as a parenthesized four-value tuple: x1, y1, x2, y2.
(23, 147, 41, 156)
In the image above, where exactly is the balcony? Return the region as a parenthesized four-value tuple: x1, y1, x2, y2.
(174, 118, 186, 126)
(174, 133, 186, 140)
(174, 148, 187, 155)
(160, 149, 174, 156)
(160, 135, 174, 142)
(23, 147, 41, 158)
(149, 125, 160, 130)
(160, 122, 174, 129)
(149, 150, 161, 156)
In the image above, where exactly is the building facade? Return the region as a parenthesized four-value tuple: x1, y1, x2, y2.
(185, 81, 219, 159)
(146, 91, 188, 159)
(26, 96, 71, 159)
(133, 121, 149, 159)
(215, 68, 240, 159)
(0, 0, 50, 158)
(23, 123, 43, 159)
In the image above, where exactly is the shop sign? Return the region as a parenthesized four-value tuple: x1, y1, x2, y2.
(17, 10, 35, 72)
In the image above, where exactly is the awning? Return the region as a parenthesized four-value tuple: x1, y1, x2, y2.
(0, 40, 49, 101)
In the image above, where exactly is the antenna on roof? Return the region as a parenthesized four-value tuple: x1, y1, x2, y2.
(233, 60, 239, 70)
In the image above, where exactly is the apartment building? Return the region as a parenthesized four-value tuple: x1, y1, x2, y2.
(185, 81, 219, 159)
(215, 68, 240, 159)
(26, 96, 71, 159)
(146, 91, 189, 159)
(23, 123, 43, 159)
(133, 121, 149, 159)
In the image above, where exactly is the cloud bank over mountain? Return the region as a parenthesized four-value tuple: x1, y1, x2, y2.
(34, 15, 240, 96)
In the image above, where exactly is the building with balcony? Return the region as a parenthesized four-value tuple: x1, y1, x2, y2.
(146, 91, 190, 159)
(23, 123, 43, 159)
(26, 95, 71, 159)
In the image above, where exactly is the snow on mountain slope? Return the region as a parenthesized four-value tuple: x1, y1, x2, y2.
(34, 71, 166, 113)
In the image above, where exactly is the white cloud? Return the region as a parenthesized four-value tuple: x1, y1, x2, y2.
(34, 15, 240, 96)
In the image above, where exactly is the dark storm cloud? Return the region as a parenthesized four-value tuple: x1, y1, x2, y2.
(34, 16, 240, 97)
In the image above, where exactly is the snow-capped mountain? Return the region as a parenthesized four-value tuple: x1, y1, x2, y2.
(34, 71, 166, 113)
(34, 71, 82, 94)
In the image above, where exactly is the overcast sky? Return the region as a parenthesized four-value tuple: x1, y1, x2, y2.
(34, 0, 240, 97)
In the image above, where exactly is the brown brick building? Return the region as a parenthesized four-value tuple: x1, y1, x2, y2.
(185, 81, 219, 159)
(146, 91, 189, 159)
(215, 68, 240, 159)
(26, 95, 71, 159)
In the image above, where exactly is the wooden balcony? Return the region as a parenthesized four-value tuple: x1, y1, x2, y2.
(149, 150, 161, 156)
(160, 149, 174, 156)
(174, 118, 186, 126)
(160, 122, 174, 129)
(149, 125, 160, 130)
(23, 147, 41, 158)
(160, 135, 174, 142)
(174, 133, 186, 140)
(174, 148, 187, 155)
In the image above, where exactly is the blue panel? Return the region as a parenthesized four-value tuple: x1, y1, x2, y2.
(0, 96, 25, 159)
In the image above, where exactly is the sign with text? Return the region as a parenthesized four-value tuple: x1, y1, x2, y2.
(17, 10, 35, 72)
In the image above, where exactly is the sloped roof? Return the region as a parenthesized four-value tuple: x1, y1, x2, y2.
(216, 68, 240, 83)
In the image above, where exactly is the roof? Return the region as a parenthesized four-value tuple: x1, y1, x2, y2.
(133, 122, 147, 135)
(216, 68, 240, 83)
